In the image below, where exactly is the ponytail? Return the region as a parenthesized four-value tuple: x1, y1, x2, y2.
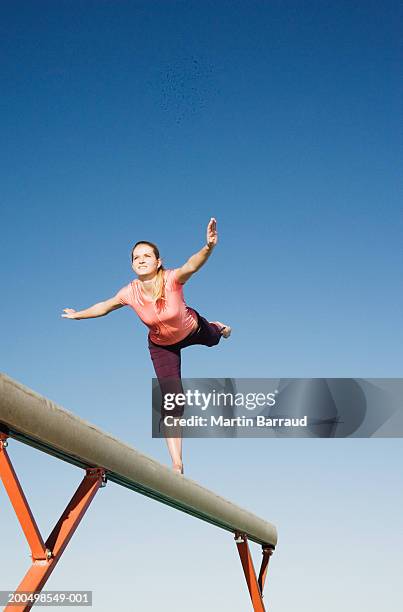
(153, 266, 166, 303)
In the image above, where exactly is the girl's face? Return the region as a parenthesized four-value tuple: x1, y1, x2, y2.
(131, 244, 161, 279)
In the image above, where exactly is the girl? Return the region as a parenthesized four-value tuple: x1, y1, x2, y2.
(62, 217, 231, 474)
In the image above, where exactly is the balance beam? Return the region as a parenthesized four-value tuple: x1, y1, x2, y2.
(0, 372, 277, 611)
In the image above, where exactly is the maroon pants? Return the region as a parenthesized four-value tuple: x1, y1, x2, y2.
(149, 311, 222, 419)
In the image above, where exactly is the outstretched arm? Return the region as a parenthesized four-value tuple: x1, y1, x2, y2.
(175, 217, 218, 285)
(61, 294, 124, 320)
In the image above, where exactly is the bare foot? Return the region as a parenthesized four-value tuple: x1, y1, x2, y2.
(172, 463, 184, 475)
(211, 321, 232, 339)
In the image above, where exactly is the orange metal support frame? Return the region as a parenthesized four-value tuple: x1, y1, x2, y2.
(0, 433, 105, 612)
(1, 432, 274, 611)
(235, 532, 273, 612)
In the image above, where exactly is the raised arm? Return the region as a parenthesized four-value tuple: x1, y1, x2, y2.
(61, 294, 124, 320)
(175, 217, 218, 284)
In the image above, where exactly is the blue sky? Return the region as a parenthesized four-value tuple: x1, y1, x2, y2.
(1, 2, 402, 610)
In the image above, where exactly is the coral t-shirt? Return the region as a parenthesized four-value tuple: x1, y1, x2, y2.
(116, 269, 198, 346)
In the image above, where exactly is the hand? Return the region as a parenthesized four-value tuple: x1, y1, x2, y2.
(61, 308, 78, 319)
(206, 217, 218, 249)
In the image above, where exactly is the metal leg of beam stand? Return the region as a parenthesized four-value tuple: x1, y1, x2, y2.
(0, 434, 106, 612)
(235, 533, 273, 612)
(258, 546, 273, 595)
